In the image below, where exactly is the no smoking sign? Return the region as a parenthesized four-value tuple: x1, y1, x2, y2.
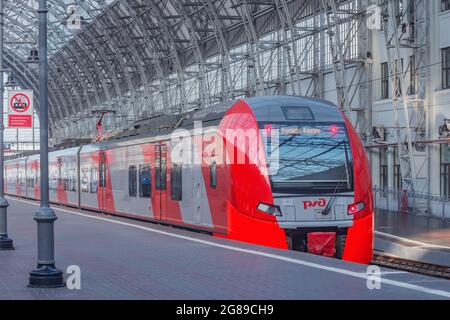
(7, 90, 34, 128)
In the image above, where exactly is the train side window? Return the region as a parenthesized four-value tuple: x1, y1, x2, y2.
(63, 165, 70, 192)
(210, 161, 217, 188)
(90, 167, 98, 194)
(69, 164, 77, 192)
(155, 153, 167, 190)
(161, 155, 167, 190)
(81, 167, 89, 193)
(36, 168, 40, 186)
(139, 165, 151, 198)
(128, 166, 137, 197)
(99, 153, 106, 188)
(155, 156, 161, 189)
(171, 164, 182, 201)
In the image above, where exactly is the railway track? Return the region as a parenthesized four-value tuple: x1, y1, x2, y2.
(372, 254, 450, 280)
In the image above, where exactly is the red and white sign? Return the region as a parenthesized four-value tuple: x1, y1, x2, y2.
(7, 90, 33, 128)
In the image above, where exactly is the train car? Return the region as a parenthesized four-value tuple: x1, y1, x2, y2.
(49, 148, 79, 207)
(26, 154, 40, 200)
(5, 157, 27, 197)
(4, 96, 374, 264)
(4, 161, 17, 196)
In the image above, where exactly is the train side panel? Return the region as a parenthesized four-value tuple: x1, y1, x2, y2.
(106, 137, 221, 232)
(196, 129, 228, 233)
(5, 160, 19, 196)
(109, 144, 151, 218)
(214, 100, 288, 249)
(342, 114, 374, 264)
(48, 148, 79, 207)
(101, 133, 226, 233)
(26, 156, 40, 200)
(79, 147, 101, 211)
(17, 159, 27, 197)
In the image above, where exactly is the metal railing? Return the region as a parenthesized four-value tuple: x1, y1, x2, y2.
(373, 186, 450, 220)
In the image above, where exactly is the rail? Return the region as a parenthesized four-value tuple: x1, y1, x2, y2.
(372, 254, 450, 280)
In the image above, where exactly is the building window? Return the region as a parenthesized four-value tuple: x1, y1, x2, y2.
(442, 0, 450, 12)
(441, 144, 450, 198)
(210, 161, 217, 188)
(171, 164, 182, 201)
(128, 166, 137, 197)
(381, 62, 389, 99)
(380, 147, 388, 196)
(139, 165, 151, 198)
(443, 47, 450, 89)
(393, 148, 403, 192)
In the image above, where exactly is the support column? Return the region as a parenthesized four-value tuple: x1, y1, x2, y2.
(0, 0, 14, 251)
(28, 0, 64, 288)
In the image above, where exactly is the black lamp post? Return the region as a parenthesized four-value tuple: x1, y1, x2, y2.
(28, 0, 64, 288)
(0, 0, 14, 251)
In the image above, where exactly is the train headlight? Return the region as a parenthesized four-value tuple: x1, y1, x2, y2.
(257, 202, 282, 217)
(347, 202, 366, 215)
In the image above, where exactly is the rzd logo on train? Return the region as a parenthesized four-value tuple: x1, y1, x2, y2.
(303, 198, 327, 210)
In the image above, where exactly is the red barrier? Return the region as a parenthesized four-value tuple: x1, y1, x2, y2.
(401, 190, 408, 213)
(307, 233, 336, 258)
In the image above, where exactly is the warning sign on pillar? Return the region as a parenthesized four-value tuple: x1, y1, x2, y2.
(7, 90, 34, 128)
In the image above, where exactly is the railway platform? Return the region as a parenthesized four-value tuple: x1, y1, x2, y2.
(375, 209, 450, 267)
(0, 196, 449, 300)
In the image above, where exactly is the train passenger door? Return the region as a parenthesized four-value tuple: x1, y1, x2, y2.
(194, 133, 212, 227)
(193, 153, 202, 225)
(57, 158, 63, 202)
(99, 152, 107, 211)
(154, 145, 167, 221)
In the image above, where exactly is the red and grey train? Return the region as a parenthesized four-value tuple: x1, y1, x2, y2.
(4, 96, 374, 264)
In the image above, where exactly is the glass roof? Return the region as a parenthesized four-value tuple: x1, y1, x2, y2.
(3, 0, 116, 59)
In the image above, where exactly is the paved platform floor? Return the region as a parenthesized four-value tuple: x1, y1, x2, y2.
(375, 209, 450, 247)
(1, 197, 449, 300)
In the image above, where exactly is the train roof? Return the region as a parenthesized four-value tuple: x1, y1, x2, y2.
(245, 96, 342, 123)
(5, 96, 344, 160)
(78, 96, 343, 152)
(190, 96, 342, 123)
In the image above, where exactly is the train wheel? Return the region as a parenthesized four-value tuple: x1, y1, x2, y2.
(335, 234, 347, 259)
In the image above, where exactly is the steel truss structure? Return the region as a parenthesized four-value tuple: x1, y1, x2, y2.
(2, 2, 113, 105)
(379, 0, 430, 213)
(2, 0, 373, 144)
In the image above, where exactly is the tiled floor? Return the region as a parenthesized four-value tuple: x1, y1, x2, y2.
(375, 209, 450, 247)
(0, 197, 449, 300)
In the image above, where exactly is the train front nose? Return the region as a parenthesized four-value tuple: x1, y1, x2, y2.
(272, 195, 357, 259)
(274, 196, 355, 224)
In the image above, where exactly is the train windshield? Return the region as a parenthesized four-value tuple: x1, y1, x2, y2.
(263, 123, 353, 193)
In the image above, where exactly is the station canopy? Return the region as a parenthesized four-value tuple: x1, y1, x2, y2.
(3, 0, 355, 142)
(3, 0, 114, 117)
